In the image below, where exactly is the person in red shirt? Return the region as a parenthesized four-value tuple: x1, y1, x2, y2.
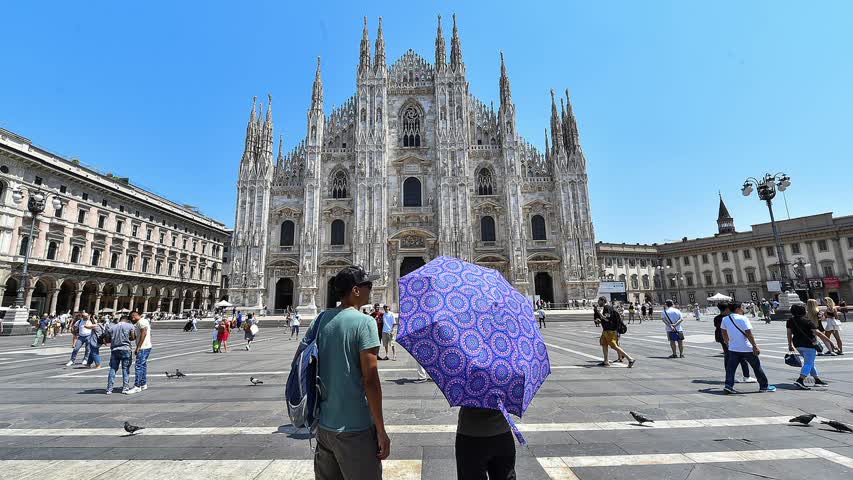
(370, 303, 386, 359)
(218, 319, 230, 352)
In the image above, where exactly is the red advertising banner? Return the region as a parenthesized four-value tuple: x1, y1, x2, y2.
(823, 276, 841, 289)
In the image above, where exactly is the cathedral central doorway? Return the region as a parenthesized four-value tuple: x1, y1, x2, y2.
(534, 272, 555, 304)
(274, 278, 294, 312)
(400, 256, 426, 279)
(326, 277, 341, 308)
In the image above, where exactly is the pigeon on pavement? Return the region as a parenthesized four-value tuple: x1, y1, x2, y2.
(164, 371, 175, 379)
(250, 377, 263, 385)
(629, 411, 654, 425)
(789, 414, 817, 425)
(123, 421, 144, 435)
(822, 420, 853, 433)
(175, 369, 186, 378)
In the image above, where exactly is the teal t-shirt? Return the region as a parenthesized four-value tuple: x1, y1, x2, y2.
(303, 307, 380, 432)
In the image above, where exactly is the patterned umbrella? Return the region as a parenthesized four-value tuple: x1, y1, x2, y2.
(396, 256, 550, 445)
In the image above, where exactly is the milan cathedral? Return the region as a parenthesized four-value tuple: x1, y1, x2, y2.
(229, 16, 598, 315)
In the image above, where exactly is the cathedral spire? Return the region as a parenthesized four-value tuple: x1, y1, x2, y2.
(564, 88, 580, 153)
(435, 15, 446, 71)
(549, 89, 563, 154)
(544, 128, 550, 164)
(242, 96, 258, 159)
(374, 16, 386, 70)
(717, 193, 735, 234)
(311, 56, 323, 111)
(450, 14, 463, 71)
(262, 94, 274, 156)
(276, 135, 284, 169)
(359, 17, 371, 73)
(499, 51, 512, 104)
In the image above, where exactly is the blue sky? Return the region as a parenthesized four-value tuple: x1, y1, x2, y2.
(2, 1, 851, 243)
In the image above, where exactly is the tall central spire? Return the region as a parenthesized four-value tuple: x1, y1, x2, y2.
(549, 89, 563, 155)
(311, 57, 323, 110)
(435, 15, 446, 70)
(359, 16, 371, 73)
(374, 16, 386, 70)
(450, 14, 463, 71)
(563, 89, 580, 153)
(499, 51, 512, 104)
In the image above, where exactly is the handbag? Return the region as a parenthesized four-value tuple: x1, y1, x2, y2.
(784, 353, 803, 368)
(250, 324, 259, 335)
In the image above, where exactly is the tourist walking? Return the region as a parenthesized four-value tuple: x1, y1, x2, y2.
(126, 311, 152, 394)
(823, 297, 844, 355)
(105, 316, 136, 394)
(693, 304, 702, 321)
(294, 266, 389, 480)
(31, 314, 50, 347)
(596, 297, 635, 367)
(455, 407, 516, 480)
(371, 302, 384, 344)
(786, 304, 831, 390)
(244, 313, 258, 350)
(662, 300, 685, 358)
(537, 307, 547, 329)
(647, 302, 654, 321)
(66, 314, 92, 366)
(382, 305, 396, 361)
(807, 299, 837, 354)
(627, 303, 636, 324)
(289, 312, 301, 340)
(86, 319, 105, 368)
(714, 303, 754, 383)
(721, 302, 775, 394)
(640, 303, 647, 322)
(218, 318, 230, 352)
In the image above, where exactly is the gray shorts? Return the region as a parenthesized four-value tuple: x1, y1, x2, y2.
(315, 425, 381, 480)
(381, 332, 393, 349)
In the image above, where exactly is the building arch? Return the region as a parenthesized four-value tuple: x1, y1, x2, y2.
(534, 272, 555, 304)
(403, 177, 422, 207)
(280, 220, 295, 247)
(274, 278, 294, 311)
(330, 219, 345, 245)
(531, 214, 547, 240)
(480, 216, 496, 242)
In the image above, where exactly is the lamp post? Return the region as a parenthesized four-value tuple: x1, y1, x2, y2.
(741, 173, 801, 315)
(655, 261, 668, 305)
(11, 187, 63, 308)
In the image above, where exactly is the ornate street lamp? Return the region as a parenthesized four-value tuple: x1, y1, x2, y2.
(11, 187, 63, 308)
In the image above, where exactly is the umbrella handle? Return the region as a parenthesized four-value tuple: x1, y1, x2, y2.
(498, 401, 527, 446)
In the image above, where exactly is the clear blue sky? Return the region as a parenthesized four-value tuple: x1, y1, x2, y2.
(2, 1, 851, 243)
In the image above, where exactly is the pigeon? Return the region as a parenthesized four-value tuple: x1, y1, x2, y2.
(123, 421, 144, 435)
(822, 420, 853, 433)
(164, 371, 175, 379)
(175, 369, 186, 378)
(250, 377, 263, 385)
(789, 414, 817, 425)
(629, 411, 654, 425)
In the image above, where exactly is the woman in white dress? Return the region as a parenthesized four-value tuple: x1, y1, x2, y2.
(823, 297, 843, 355)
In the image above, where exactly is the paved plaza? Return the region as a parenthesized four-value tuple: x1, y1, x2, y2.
(1, 315, 852, 479)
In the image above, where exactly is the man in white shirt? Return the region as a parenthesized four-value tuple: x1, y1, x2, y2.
(126, 311, 152, 394)
(382, 306, 396, 361)
(661, 300, 685, 358)
(721, 302, 775, 394)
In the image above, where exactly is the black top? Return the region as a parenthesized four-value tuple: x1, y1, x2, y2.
(598, 306, 619, 331)
(786, 315, 818, 349)
(713, 313, 726, 343)
(457, 407, 510, 437)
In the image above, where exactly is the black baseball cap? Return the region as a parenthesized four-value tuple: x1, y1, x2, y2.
(334, 266, 378, 295)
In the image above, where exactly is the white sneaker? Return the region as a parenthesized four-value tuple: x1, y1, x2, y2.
(65, 361, 74, 367)
(742, 377, 758, 383)
(105, 390, 112, 395)
(125, 386, 141, 395)
(140, 385, 148, 391)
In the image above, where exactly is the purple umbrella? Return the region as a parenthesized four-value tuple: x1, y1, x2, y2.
(396, 256, 551, 445)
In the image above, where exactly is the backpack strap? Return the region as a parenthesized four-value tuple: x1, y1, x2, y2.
(726, 314, 749, 339)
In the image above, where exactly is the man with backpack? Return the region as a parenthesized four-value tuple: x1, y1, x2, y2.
(105, 316, 136, 394)
(290, 266, 389, 480)
(661, 300, 686, 358)
(596, 297, 635, 368)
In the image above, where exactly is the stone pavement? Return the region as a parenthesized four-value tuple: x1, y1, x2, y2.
(1, 315, 852, 479)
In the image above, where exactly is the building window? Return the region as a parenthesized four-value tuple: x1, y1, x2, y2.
(183, 239, 187, 249)
(743, 249, 751, 259)
(119, 205, 124, 212)
(146, 229, 152, 241)
(189, 266, 195, 279)
(82, 192, 88, 201)
(721, 251, 730, 262)
(704, 273, 713, 285)
(701, 254, 709, 264)
(156, 260, 162, 274)
(686, 275, 694, 287)
(126, 255, 135, 271)
(19, 236, 29, 256)
(630, 275, 639, 289)
(724, 272, 734, 285)
(667, 258, 673, 267)
(480, 216, 496, 242)
(330, 170, 349, 199)
(403, 177, 422, 207)
(77, 209, 87, 224)
(168, 263, 174, 276)
(817, 239, 828, 252)
(681, 256, 689, 266)
(848, 237, 853, 249)
(640, 259, 647, 268)
(400, 104, 422, 147)
(70, 245, 81, 263)
(192, 241, 197, 252)
(46, 241, 58, 260)
(172, 236, 177, 247)
(531, 215, 547, 240)
(131, 224, 139, 237)
(159, 232, 165, 244)
(330, 219, 345, 245)
(605, 258, 612, 267)
(791, 242, 801, 254)
(98, 215, 106, 229)
(642, 275, 650, 289)
(823, 264, 835, 277)
(766, 246, 775, 257)
(142, 258, 150, 273)
(91, 249, 101, 266)
(116, 220, 124, 233)
(111, 252, 120, 268)
(617, 258, 624, 267)
(59, 185, 67, 193)
(476, 168, 495, 196)
(55, 206, 63, 218)
(34, 176, 43, 185)
(102, 199, 108, 207)
(669, 277, 676, 288)
(747, 271, 756, 283)
(280, 220, 295, 246)
(629, 259, 636, 268)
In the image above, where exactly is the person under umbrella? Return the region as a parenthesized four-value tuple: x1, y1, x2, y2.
(397, 256, 551, 479)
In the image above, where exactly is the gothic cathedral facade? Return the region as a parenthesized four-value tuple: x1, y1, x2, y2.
(229, 16, 598, 315)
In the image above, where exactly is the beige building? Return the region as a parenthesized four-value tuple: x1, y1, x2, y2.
(0, 128, 230, 328)
(597, 196, 853, 305)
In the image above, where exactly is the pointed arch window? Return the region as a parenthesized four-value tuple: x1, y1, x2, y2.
(531, 215, 547, 240)
(401, 104, 422, 147)
(330, 219, 345, 246)
(480, 216, 496, 242)
(331, 170, 349, 199)
(477, 168, 495, 196)
(403, 177, 422, 207)
(280, 220, 295, 246)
